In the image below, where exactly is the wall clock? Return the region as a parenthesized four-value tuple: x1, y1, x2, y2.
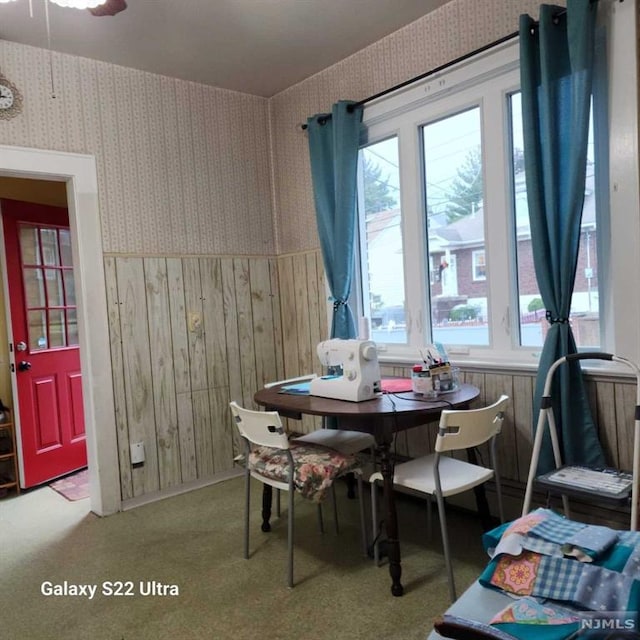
(0, 75, 23, 121)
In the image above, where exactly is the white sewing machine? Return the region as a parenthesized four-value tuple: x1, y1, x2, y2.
(309, 339, 382, 402)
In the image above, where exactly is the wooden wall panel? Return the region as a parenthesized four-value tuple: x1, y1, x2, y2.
(512, 375, 534, 483)
(209, 385, 233, 473)
(200, 258, 229, 390)
(107, 253, 283, 495)
(484, 374, 517, 481)
(143, 258, 181, 489)
(595, 380, 617, 469)
(293, 253, 313, 374)
(315, 253, 329, 341)
(277, 255, 299, 379)
(183, 258, 208, 392)
(615, 382, 636, 472)
(167, 258, 197, 482)
(182, 258, 213, 477)
(268, 258, 285, 383)
(220, 258, 244, 455)
(191, 388, 214, 477)
(250, 257, 279, 388)
(234, 258, 257, 410)
(221, 258, 242, 411)
(104, 257, 133, 500)
(199, 257, 233, 472)
(115, 257, 160, 496)
(106, 248, 639, 511)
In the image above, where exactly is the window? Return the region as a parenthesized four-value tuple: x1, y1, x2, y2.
(358, 137, 407, 344)
(472, 251, 486, 282)
(356, 3, 637, 366)
(19, 224, 78, 351)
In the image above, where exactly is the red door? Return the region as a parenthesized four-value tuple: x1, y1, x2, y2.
(2, 199, 86, 488)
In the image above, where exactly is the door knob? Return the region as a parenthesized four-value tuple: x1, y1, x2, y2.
(18, 360, 31, 371)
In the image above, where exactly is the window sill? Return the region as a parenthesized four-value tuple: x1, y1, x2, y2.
(378, 349, 637, 382)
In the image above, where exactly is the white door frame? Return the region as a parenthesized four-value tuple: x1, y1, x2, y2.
(0, 144, 120, 515)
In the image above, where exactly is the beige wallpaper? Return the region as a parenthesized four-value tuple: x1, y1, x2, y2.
(269, 0, 545, 255)
(0, 40, 275, 256)
(2, 0, 552, 258)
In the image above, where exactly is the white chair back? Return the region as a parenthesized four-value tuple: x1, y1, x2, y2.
(230, 401, 290, 450)
(435, 394, 509, 454)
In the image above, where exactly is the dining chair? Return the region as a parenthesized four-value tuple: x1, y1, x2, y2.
(369, 394, 509, 602)
(264, 375, 376, 456)
(265, 375, 376, 502)
(230, 400, 368, 588)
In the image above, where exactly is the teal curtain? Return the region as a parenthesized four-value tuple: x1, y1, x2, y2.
(307, 100, 363, 339)
(520, 0, 605, 473)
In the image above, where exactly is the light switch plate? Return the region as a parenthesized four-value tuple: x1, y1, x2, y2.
(188, 311, 202, 332)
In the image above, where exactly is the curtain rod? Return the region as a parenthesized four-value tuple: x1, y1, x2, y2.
(300, 0, 604, 131)
(299, 29, 518, 131)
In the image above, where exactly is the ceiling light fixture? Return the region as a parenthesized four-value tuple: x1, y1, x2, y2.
(0, 0, 111, 7)
(0, 0, 126, 13)
(0, 0, 125, 98)
(48, 0, 106, 8)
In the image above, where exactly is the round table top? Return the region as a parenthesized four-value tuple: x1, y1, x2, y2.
(254, 381, 480, 421)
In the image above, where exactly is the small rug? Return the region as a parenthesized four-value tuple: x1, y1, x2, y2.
(49, 468, 89, 501)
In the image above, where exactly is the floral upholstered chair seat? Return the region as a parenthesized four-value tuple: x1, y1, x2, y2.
(248, 442, 359, 503)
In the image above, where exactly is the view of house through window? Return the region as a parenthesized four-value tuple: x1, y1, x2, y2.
(357, 41, 602, 356)
(422, 107, 489, 346)
(359, 137, 407, 344)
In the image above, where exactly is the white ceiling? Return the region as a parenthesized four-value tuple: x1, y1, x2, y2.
(0, 0, 450, 97)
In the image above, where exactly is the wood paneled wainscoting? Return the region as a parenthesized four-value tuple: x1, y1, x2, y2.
(105, 248, 637, 527)
(104, 255, 286, 502)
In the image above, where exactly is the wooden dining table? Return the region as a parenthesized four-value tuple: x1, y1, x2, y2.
(254, 380, 480, 597)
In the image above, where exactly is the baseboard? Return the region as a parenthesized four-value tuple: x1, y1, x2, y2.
(120, 468, 243, 511)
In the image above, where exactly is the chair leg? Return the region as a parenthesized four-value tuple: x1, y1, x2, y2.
(436, 491, 456, 602)
(276, 489, 281, 518)
(287, 488, 295, 588)
(357, 473, 368, 556)
(317, 502, 325, 533)
(244, 472, 251, 560)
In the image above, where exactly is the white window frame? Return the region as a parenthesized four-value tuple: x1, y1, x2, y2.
(357, 0, 639, 372)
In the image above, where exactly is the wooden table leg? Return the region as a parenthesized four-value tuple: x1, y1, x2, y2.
(261, 484, 272, 532)
(378, 438, 404, 597)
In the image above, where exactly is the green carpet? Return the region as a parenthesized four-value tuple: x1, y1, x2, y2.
(0, 475, 488, 640)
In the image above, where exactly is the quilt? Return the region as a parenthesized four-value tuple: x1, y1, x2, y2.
(435, 509, 640, 640)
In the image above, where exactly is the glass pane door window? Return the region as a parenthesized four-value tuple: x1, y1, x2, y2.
(18, 224, 78, 351)
(509, 93, 600, 348)
(423, 107, 489, 346)
(358, 137, 407, 344)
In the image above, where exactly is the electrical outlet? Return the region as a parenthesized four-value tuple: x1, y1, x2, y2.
(130, 441, 145, 465)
